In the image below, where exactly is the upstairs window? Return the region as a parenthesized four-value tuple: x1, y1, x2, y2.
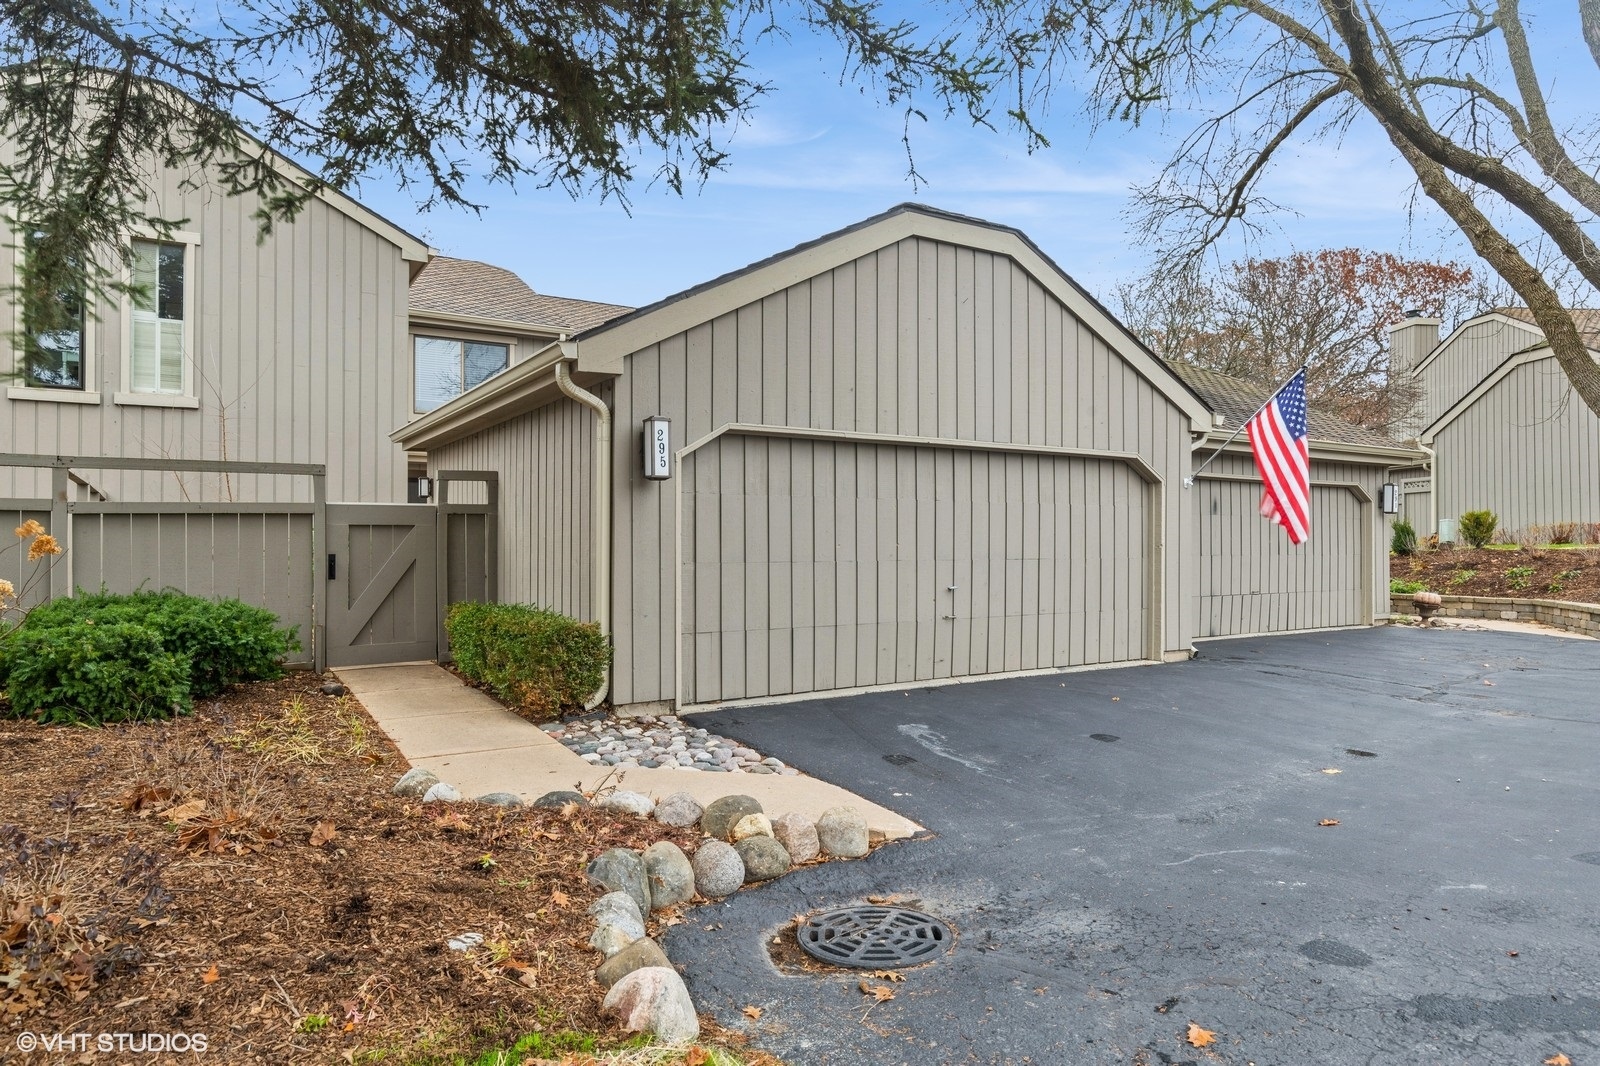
(19, 228, 87, 390)
(129, 238, 188, 394)
(414, 336, 510, 412)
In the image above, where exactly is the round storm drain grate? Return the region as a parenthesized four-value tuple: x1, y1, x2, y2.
(796, 906, 953, 969)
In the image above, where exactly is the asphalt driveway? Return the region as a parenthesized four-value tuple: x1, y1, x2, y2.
(665, 626, 1600, 1065)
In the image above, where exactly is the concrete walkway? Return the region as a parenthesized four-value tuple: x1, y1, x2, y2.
(336, 663, 921, 840)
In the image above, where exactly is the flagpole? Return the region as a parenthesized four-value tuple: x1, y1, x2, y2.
(1183, 366, 1306, 489)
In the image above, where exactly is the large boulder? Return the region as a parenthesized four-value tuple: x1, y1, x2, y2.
(642, 841, 695, 910)
(653, 791, 704, 828)
(771, 812, 820, 864)
(690, 839, 745, 899)
(586, 848, 651, 915)
(595, 790, 656, 817)
(601, 967, 700, 1044)
(595, 937, 672, 989)
(816, 806, 870, 858)
(392, 767, 439, 797)
(734, 835, 791, 882)
(701, 795, 764, 841)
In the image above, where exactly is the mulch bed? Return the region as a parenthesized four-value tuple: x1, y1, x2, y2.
(1391, 546, 1600, 603)
(0, 674, 765, 1064)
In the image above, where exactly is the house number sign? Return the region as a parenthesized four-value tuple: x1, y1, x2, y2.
(642, 416, 672, 480)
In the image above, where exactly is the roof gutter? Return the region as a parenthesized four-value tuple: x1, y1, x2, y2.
(554, 343, 613, 711)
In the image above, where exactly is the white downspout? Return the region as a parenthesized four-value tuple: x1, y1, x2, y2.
(555, 347, 612, 711)
(1417, 441, 1438, 538)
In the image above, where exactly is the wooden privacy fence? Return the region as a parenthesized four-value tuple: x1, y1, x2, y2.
(1, 455, 496, 672)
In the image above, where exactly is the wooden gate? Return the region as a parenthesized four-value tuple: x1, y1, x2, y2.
(326, 504, 439, 667)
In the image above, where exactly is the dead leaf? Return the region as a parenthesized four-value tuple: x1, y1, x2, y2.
(742, 1004, 763, 1020)
(858, 980, 896, 1003)
(1507, 950, 1519, 957)
(551, 889, 570, 908)
(1318, 819, 1341, 827)
(866, 894, 903, 905)
(1185, 1022, 1216, 1048)
(1320, 768, 1342, 774)
(869, 970, 906, 982)
(685, 1048, 710, 1066)
(1544, 1055, 1571, 1066)
(309, 820, 337, 847)
(202, 964, 220, 985)
(163, 799, 208, 823)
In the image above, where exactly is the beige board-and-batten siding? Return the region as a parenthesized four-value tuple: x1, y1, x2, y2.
(1429, 354, 1600, 533)
(1414, 315, 1544, 431)
(1191, 451, 1385, 638)
(1, 151, 417, 505)
(423, 393, 601, 622)
(609, 235, 1193, 708)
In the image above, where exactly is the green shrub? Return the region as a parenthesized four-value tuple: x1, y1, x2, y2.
(1390, 518, 1418, 556)
(445, 602, 610, 719)
(1389, 578, 1425, 596)
(19, 590, 298, 698)
(1458, 510, 1499, 549)
(1, 622, 192, 724)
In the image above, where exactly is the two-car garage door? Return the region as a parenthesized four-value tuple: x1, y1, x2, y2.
(679, 433, 1152, 705)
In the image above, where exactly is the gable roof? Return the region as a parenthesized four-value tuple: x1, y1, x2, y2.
(568, 203, 1213, 425)
(1420, 343, 1600, 442)
(410, 256, 632, 334)
(1489, 306, 1600, 349)
(1167, 362, 1406, 449)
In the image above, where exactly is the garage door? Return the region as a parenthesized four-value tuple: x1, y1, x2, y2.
(1195, 479, 1366, 637)
(680, 433, 1151, 705)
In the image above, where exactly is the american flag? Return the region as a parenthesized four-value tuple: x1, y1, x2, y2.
(1246, 369, 1311, 544)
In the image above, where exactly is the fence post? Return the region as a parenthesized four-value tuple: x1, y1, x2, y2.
(49, 464, 70, 601)
(312, 469, 328, 674)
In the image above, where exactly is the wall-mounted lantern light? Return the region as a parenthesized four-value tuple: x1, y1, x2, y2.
(642, 416, 672, 481)
(1380, 482, 1400, 515)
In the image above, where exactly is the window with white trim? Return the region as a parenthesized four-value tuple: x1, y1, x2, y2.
(414, 335, 510, 412)
(129, 238, 188, 394)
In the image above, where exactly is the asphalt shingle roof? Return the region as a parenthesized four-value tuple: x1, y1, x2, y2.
(1166, 361, 1405, 449)
(410, 256, 632, 334)
(1490, 306, 1600, 349)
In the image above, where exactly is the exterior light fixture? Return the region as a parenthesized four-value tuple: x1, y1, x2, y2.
(642, 416, 672, 481)
(1380, 482, 1400, 515)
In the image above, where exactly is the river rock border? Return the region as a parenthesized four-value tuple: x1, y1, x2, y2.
(575, 789, 872, 1045)
(391, 771, 881, 1046)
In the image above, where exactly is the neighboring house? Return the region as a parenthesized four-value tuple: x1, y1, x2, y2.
(1169, 364, 1422, 639)
(1, 144, 431, 504)
(404, 256, 630, 498)
(1389, 308, 1600, 537)
(396, 204, 1416, 712)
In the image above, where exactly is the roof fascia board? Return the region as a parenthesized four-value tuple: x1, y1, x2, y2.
(570, 209, 1216, 432)
(409, 308, 569, 337)
(1412, 312, 1545, 378)
(1199, 433, 1425, 465)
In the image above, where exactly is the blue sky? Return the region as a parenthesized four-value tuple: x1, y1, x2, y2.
(351, 6, 1599, 315)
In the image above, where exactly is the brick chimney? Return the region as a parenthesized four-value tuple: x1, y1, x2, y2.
(1387, 309, 1441, 376)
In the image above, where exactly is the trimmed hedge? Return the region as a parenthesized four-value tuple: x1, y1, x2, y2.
(445, 601, 610, 718)
(1, 590, 299, 724)
(1, 622, 192, 724)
